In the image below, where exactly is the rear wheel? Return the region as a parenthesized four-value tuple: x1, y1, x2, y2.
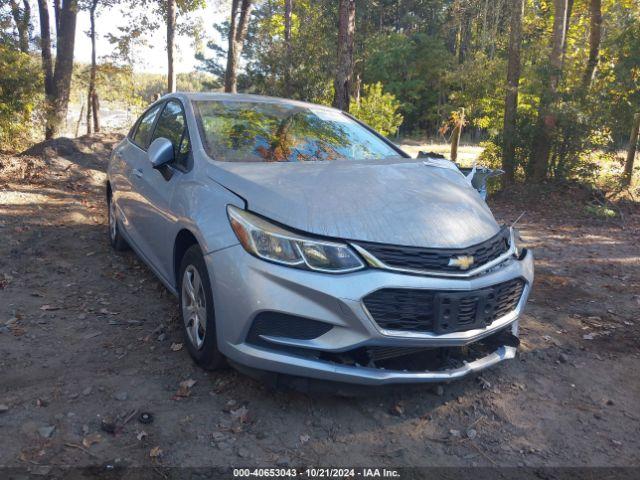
(179, 245, 225, 370)
(108, 190, 129, 251)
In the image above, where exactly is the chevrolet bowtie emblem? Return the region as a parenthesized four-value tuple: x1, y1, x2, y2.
(448, 255, 475, 270)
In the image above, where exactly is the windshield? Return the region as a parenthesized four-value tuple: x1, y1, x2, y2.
(192, 100, 402, 163)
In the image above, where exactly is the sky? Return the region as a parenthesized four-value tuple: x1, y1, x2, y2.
(71, 2, 227, 74)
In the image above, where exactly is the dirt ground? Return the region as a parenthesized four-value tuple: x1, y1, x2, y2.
(1, 134, 639, 473)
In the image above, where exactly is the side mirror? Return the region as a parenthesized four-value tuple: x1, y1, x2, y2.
(148, 137, 174, 168)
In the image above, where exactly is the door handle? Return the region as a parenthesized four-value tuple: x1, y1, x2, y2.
(132, 168, 144, 179)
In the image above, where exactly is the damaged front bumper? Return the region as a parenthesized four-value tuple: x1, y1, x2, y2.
(206, 246, 533, 386)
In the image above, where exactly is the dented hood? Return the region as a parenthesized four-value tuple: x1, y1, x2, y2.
(207, 159, 500, 248)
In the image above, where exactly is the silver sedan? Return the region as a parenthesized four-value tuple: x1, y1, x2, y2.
(106, 93, 534, 387)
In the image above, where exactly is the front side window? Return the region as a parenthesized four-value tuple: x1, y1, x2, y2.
(192, 100, 401, 163)
(132, 103, 163, 149)
(152, 100, 190, 168)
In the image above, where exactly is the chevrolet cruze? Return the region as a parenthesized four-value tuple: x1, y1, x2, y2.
(106, 93, 534, 386)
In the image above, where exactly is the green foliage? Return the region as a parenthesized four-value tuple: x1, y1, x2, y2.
(350, 83, 403, 137)
(477, 140, 503, 170)
(0, 0, 636, 192)
(444, 52, 506, 133)
(588, 14, 640, 145)
(0, 46, 43, 151)
(585, 204, 617, 218)
(363, 32, 453, 133)
(246, 0, 337, 103)
(196, 0, 639, 188)
(469, 0, 640, 183)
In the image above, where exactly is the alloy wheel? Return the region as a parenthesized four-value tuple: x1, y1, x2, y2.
(181, 265, 207, 350)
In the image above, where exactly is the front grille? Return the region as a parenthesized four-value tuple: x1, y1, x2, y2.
(363, 278, 525, 333)
(246, 312, 333, 347)
(354, 227, 510, 274)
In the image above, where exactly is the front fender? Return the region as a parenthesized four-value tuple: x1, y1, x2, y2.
(171, 178, 244, 256)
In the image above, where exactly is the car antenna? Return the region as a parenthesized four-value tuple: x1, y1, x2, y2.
(511, 211, 526, 227)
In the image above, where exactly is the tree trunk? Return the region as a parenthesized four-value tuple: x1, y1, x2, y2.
(86, 91, 92, 135)
(53, 0, 61, 34)
(353, 72, 361, 106)
(36, 0, 53, 92)
(9, 0, 31, 53)
(167, 0, 177, 93)
(332, 0, 356, 112)
(46, 0, 79, 139)
(450, 109, 465, 163)
(502, 0, 524, 184)
(224, 0, 253, 93)
(528, 0, 569, 181)
(87, 0, 98, 135)
(581, 0, 601, 91)
(76, 102, 84, 137)
(283, 0, 293, 97)
(225, 0, 239, 93)
(37, 0, 55, 139)
(455, 4, 471, 64)
(622, 113, 640, 187)
(560, 0, 574, 63)
(92, 92, 100, 132)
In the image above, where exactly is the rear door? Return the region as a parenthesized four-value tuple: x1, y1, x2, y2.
(132, 99, 192, 283)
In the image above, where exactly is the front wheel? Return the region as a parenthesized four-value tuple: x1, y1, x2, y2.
(179, 245, 225, 370)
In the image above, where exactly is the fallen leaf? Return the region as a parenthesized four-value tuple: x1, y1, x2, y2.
(173, 379, 197, 399)
(230, 406, 250, 423)
(390, 403, 404, 416)
(10, 324, 26, 336)
(180, 379, 196, 389)
(82, 433, 102, 448)
(40, 305, 60, 311)
(222, 399, 237, 412)
(170, 343, 183, 352)
(149, 446, 162, 458)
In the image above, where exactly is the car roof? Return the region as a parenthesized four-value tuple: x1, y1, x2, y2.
(164, 92, 341, 112)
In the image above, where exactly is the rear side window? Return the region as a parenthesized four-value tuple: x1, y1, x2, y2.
(151, 100, 190, 168)
(132, 103, 163, 149)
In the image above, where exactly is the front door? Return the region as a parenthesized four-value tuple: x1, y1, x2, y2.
(133, 100, 192, 283)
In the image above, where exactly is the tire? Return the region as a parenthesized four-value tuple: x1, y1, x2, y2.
(107, 190, 129, 251)
(178, 245, 225, 370)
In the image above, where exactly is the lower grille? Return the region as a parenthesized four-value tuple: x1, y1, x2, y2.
(321, 328, 520, 372)
(363, 278, 525, 333)
(246, 312, 333, 347)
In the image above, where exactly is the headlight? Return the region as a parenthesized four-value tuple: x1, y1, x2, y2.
(227, 205, 365, 273)
(510, 227, 526, 259)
